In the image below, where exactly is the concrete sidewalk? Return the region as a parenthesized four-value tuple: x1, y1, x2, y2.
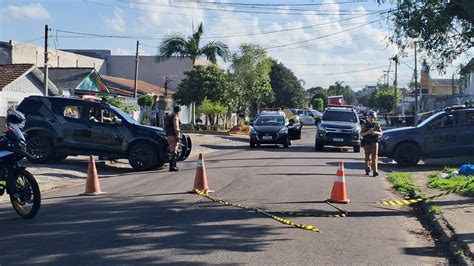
(411, 171, 474, 264)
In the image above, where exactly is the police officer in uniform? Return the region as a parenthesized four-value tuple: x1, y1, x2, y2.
(165, 106, 181, 172)
(360, 111, 383, 176)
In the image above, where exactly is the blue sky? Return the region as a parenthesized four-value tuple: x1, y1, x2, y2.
(0, 0, 468, 90)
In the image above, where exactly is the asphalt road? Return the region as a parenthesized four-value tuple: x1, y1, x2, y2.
(0, 127, 447, 265)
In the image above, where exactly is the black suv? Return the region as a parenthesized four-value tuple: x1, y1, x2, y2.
(315, 106, 361, 152)
(249, 112, 301, 148)
(380, 105, 474, 166)
(17, 96, 191, 171)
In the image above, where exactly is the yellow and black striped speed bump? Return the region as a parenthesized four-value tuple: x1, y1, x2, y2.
(378, 179, 474, 206)
(194, 189, 321, 233)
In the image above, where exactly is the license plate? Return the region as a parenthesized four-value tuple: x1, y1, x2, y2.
(333, 138, 344, 142)
(262, 136, 272, 140)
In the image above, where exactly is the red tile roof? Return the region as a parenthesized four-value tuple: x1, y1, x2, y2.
(0, 64, 34, 90)
(101, 75, 175, 97)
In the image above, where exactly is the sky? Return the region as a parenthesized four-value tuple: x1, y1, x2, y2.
(0, 0, 470, 91)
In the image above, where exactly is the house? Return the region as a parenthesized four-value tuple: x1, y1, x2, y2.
(0, 64, 59, 124)
(101, 75, 175, 98)
(420, 62, 461, 95)
(40, 67, 110, 96)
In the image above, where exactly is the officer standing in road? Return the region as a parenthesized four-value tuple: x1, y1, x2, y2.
(360, 111, 383, 177)
(165, 106, 181, 172)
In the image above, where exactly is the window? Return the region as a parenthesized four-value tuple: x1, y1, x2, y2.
(322, 111, 357, 122)
(89, 107, 119, 124)
(466, 113, 474, 125)
(64, 106, 81, 119)
(429, 114, 458, 129)
(255, 116, 285, 126)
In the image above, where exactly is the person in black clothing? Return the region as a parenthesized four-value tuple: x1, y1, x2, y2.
(360, 111, 383, 176)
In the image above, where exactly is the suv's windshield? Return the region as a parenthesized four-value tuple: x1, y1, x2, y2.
(255, 115, 285, 126)
(322, 111, 357, 122)
(110, 105, 137, 124)
(418, 112, 443, 128)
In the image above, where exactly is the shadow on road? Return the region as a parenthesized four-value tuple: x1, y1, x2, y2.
(0, 195, 284, 264)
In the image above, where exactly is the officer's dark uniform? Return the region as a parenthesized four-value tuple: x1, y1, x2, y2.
(361, 119, 382, 176)
(165, 106, 181, 172)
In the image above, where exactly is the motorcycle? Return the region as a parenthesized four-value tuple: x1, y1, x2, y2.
(0, 110, 41, 219)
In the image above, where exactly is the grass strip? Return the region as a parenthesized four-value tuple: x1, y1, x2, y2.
(387, 172, 422, 194)
(428, 168, 474, 197)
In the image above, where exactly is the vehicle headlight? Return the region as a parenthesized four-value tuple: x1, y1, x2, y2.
(318, 126, 327, 134)
(381, 134, 391, 141)
(353, 127, 361, 133)
(279, 127, 288, 134)
(250, 127, 257, 135)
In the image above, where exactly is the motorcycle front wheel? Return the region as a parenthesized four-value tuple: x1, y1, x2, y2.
(9, 169, 41, 219)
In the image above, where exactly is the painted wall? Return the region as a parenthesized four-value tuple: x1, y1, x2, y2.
(4, 41, 106, 74)
(0, 73, 44, 125)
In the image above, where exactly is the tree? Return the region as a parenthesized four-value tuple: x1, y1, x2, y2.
(157, 22, 230, 125)
(174, 65, 232, 106)
(230, 44, 273, 119)
(327, 81, 356, 105)
(306, 86, 326, 98)
(368, 85, 402, 113)
(269, 60, 305, 108)
(157, 22, 230, 65)
(378, 0, 473, 72)
(196, 99, 228, 128)
(311, 97, 324, 112)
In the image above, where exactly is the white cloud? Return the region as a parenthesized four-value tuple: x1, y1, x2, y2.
(0, 3, 50, 21)
(103, 8, 127, 33)
(112, 48, 132, 55)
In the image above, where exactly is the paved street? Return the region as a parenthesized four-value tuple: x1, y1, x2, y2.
(0, 127, 447, 265)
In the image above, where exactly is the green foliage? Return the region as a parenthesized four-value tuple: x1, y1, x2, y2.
(429, 205, 442, 215)
(196, 99, 228, 126)
(377, 0, 473, 72)
(175, 65, 234, 106)
(311, 97, 324, 112)
(102, 96, 136, 113)
(268, 60, 305, 108)
(307, 86, 326, 98)
(137, 95, 154, 107)
(327, 81, 356, 105)
(428, 170, 474, 196)
(157, 22, 230, 65)
(387, 172, 421, 193)
(368, 85, 401, 113)
(231, 44, 273, 118)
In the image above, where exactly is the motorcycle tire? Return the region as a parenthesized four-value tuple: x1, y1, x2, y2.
(9, 169, 41, 219)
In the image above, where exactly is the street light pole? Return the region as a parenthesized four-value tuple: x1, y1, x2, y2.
(414, 42, 419, 127)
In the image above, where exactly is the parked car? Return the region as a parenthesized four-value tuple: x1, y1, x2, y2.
(249, 112, 301, 148)
(315, 106, 361, 152)
(299, 109, 322, 125)
(380, 105, 474, 166)
(16, 96, 192, 171)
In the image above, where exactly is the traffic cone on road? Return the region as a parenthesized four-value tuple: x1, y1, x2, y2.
(189, 153, 213, 194)
(327, 161, 350, 204)
(81, 156, 106, 196)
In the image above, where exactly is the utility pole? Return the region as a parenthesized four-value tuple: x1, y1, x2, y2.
(163, 76, 175, 97)
(392, 55, 398, 111)
(43, 24, 49, 96)
(452, 73, 455, 96)
(414, 42, 419, 127)
(134, 40, 139, 99)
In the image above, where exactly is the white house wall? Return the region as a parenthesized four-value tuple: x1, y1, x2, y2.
(1, 74, 44, 117)
(466, 72, 474, 95)
(11, 41, 107, 74)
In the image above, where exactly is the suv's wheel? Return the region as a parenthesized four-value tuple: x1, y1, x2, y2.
(354, 145, 360, 153)
(394, 143, 420, 166)
(283, 139, 289, 148)
(27, 137, 53, 163)
(128, 143, 158, 171)
(250, 141, 256, 148)
(315, 140, 323, 151)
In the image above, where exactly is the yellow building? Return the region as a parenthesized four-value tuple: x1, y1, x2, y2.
(420, 62, 461, 95)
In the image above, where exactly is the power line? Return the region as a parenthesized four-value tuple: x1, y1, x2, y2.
(264, 18, 383, 50)
(171, 0, 371, 7)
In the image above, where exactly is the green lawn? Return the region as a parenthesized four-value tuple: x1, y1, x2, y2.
(428, 167, 474, 197)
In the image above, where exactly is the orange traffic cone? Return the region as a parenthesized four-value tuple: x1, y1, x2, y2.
(327, 161, 350, 204)
(81, 156, 106, 196)
(189, 153, 213, 194)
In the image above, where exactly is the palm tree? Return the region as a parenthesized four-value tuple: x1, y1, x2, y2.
(157, 22, 230, 125)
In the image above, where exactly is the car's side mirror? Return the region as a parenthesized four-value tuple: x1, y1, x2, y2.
(114, 118, 122, 125)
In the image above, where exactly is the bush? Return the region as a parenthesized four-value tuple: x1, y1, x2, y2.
(138, 95, 154, 107)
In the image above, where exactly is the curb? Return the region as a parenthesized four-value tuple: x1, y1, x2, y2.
(417, 201, 473, 265)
